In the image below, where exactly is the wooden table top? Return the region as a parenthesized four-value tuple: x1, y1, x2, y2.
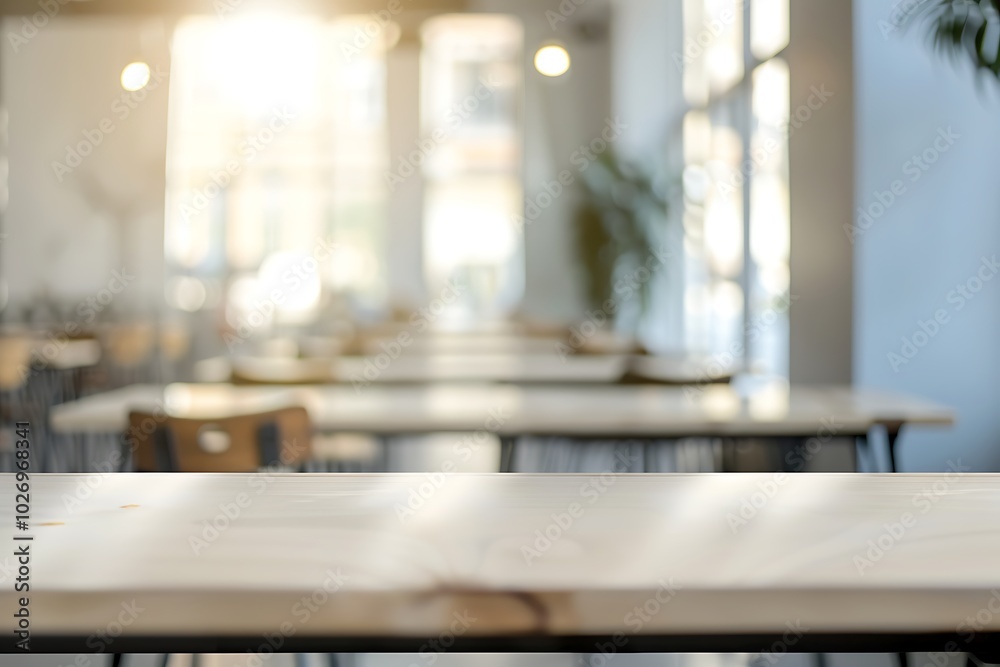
(49, 382, 954, 438)
(8, 473, 999, 653)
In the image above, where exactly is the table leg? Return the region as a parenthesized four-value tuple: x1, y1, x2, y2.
(856, 433, 869, 472)
(887, 425, 902, 473)
(499, 436, 516, 473)
(378, 435, 391, 472)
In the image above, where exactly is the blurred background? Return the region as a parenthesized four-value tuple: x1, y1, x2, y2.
(3, 0, 1000, 473)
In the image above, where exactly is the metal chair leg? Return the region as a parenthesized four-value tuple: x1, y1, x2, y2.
(110, 655, 123, 667)
(898, 652, 908, 667)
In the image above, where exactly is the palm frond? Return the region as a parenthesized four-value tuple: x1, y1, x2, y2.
(912, 0, 1000, 78)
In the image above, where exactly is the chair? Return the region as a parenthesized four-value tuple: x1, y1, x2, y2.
(126, 406, 312, 473)
(102, 323, 156, 386)
(122, 406, 348, 667)
(0, 336, 32, 392)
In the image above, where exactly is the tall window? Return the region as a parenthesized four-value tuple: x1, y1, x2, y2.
(164, 15, 390, 336)
(682, 0, 789, 377)
(420, 15, 523, 320)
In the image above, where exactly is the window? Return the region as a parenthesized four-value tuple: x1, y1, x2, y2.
(164, 14, 390, 335)
(681, 0, 790, 377)
(420, 15, 523, 321)
(165, 13, 525, 334)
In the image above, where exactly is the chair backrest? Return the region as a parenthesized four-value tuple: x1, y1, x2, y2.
(104, 323, 156, 368)
(126, 406, 312, 472)
(0, 336, 33, 391)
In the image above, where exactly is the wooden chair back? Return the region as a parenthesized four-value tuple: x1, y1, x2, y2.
(0, 336, 33, 391)
(126, 406, 312, 472)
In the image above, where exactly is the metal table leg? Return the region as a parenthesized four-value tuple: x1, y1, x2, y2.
(886, 424, 902, 473)
(499, 435, 516, 473)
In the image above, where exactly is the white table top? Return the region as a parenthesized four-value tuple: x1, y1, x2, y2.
(197, 353, 631, 385)
(35, 337, 102, 371)
(296, 331, 567, 358)
(9, 473, 1000, 651)
(365, 333, 565, 356)
(197, 353, 737, 386)
(50, 382, 954, 437)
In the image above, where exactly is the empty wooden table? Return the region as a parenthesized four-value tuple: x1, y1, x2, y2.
(6, 472, 998, 657)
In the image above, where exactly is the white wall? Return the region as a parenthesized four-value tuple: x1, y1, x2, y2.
(788, 0, 855, 384)
(854, 0, 1000, 471)
(0, 16, 170, 318)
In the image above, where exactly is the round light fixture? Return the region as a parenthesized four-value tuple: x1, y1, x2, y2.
(534, 45, 570, 77)
(120, 61, 151, 92)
